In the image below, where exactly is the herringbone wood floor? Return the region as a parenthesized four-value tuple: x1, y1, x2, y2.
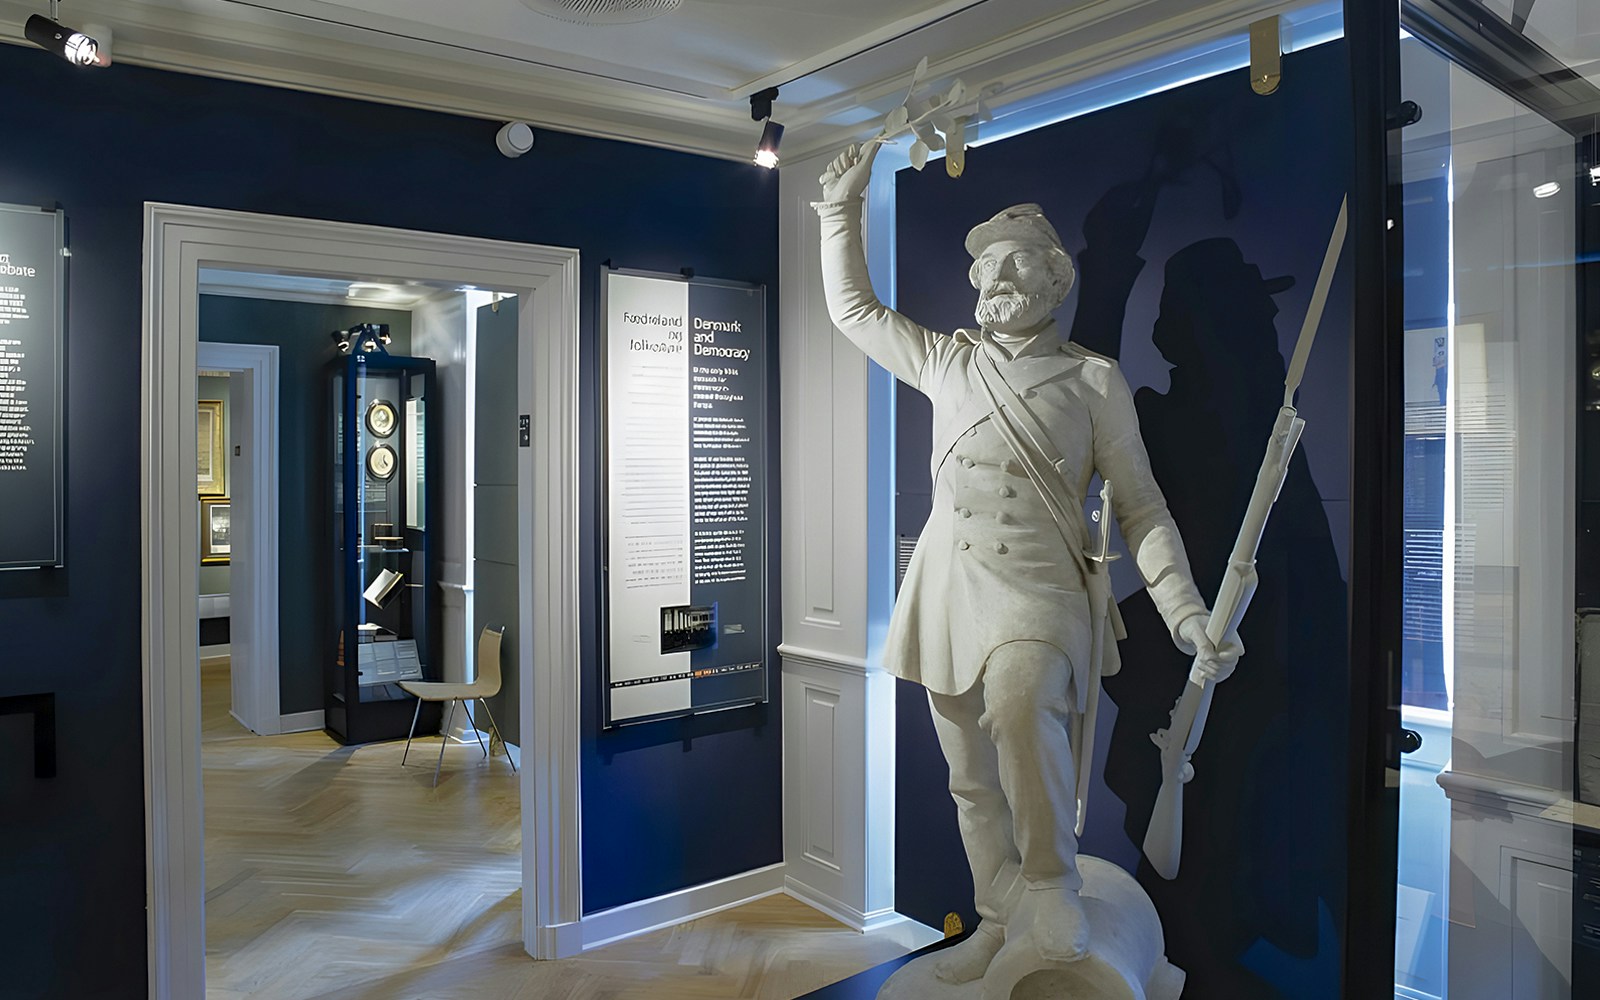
(201, 659, 913, 999)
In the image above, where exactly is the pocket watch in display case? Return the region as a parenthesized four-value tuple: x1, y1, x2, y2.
(366, 399, 398, 438)
(366, 444, 397, 480)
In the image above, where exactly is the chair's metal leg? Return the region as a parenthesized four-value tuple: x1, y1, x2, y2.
(468, 702, 489, 760)
(434, 699, 456, 787)
(401, 697, 422, 767)
(479, 699, 516, 773)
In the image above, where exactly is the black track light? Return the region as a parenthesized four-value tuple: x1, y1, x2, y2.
(750, 87, 778, 122)
(750, 87, 782, 169)
(334, 323, 391, 355)
(754, 120, 784, 170)
(25, 9, 110, 67)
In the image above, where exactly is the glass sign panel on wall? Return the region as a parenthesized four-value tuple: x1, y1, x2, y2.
(0, 203, 64, 570)
(600, 268, 771, 727)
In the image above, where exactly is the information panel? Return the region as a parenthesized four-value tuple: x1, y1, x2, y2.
(603, 269, 768, 726)
(0, 204, 64, 570)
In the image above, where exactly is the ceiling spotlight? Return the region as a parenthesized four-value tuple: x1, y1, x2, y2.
(496, 121, 535, 158)
(750, 87, 778, 122)
(25, 7, 110, 67)
(750, 87, 782, 169)
(1589, 166, 1600, 187)
(1533, 181, 1562, 199)
(333, 323, 391, 354)
(754, 120, 784, 170)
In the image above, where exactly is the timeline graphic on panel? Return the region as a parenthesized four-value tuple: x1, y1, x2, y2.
(602, 269, 768, 726)
(0, 203, 64, 570)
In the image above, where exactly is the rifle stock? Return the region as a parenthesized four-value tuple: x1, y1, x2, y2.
(1144, 675, 1209, 879)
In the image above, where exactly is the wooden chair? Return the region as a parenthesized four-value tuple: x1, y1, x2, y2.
(400, 624, 517, 785)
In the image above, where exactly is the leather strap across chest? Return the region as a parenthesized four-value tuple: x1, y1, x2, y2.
(972, 343, 1091, 582)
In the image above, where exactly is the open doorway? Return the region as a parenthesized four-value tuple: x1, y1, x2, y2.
(194, 340, 282, 738)
(142, 206, 583, 998)
(189, 275, 537, 992)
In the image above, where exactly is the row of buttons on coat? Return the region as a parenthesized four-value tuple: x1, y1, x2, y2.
(957, 540, 1009, 554)
(953, 447, 1024, 555)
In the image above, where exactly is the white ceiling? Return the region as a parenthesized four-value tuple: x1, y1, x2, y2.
(1, 0, 1321, 160)
(198, 267, 446, 307)
(226, 0, 1024, 101)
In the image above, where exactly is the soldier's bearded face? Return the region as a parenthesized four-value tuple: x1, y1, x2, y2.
(974, 241, 1058, 333)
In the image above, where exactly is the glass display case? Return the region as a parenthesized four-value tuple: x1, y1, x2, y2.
(326, 325, 440, 745)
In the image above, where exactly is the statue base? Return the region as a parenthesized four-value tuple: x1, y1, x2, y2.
(878, 857, 1184, 1000)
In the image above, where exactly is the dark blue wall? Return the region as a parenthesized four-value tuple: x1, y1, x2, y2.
(892, 41, 1353, 998)
(198, 295, 414, 715)
(0, 44, 780, 996)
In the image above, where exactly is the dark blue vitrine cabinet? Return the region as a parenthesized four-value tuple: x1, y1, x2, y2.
(326, 332, 441, 745)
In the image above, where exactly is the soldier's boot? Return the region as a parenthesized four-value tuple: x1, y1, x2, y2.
(1014, 879, 1090, 961)
(932, 920, 1006, 984)
(934, 858, 1026, 984)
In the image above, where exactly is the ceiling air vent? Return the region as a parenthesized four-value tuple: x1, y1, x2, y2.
(521, 0, 682, 25)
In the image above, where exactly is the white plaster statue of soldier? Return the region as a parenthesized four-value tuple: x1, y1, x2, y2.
(814, 142, 1240, 986)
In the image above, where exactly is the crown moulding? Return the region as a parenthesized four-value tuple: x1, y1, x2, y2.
(0, 0, 1306, 163)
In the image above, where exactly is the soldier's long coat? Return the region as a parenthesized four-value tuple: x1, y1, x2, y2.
(817, 201, 1206, 700)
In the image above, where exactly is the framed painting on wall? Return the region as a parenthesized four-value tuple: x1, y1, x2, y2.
(197, 399, 225, 497)
(201, 497, 231, 565)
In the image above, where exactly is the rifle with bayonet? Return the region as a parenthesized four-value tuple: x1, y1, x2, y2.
(1142, 197, 1348, 881)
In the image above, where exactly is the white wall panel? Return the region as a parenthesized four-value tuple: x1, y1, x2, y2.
(777, 147, 909, 934)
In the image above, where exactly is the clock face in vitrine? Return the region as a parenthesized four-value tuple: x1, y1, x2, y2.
(366, 399, 398, 438)
(366, 444, 397, 481)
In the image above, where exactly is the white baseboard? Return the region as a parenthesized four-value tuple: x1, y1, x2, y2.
(872, 914, 946, 951)
(199, 643, 231, 663)
(782, 876, 943, 947)
(278, 710, 324, 734)
(580, 863, 786, 951)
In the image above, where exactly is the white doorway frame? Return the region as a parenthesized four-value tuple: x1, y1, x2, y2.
(195, 341, 283, 736)
(141, 204, 584, 999)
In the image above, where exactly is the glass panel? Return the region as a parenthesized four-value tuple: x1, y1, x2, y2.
(353, 368, 417, 703)
(1397, 12, 1595, 999)
(1479, 0, 1600, 91)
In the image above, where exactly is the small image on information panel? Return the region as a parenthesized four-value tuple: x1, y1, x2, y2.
(660, 603, 717, 654)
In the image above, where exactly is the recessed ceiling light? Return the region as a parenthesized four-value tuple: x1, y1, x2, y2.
(1533, 181, 1562, 199)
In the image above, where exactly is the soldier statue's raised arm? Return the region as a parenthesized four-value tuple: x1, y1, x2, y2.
(813, 142, 1240, 990)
